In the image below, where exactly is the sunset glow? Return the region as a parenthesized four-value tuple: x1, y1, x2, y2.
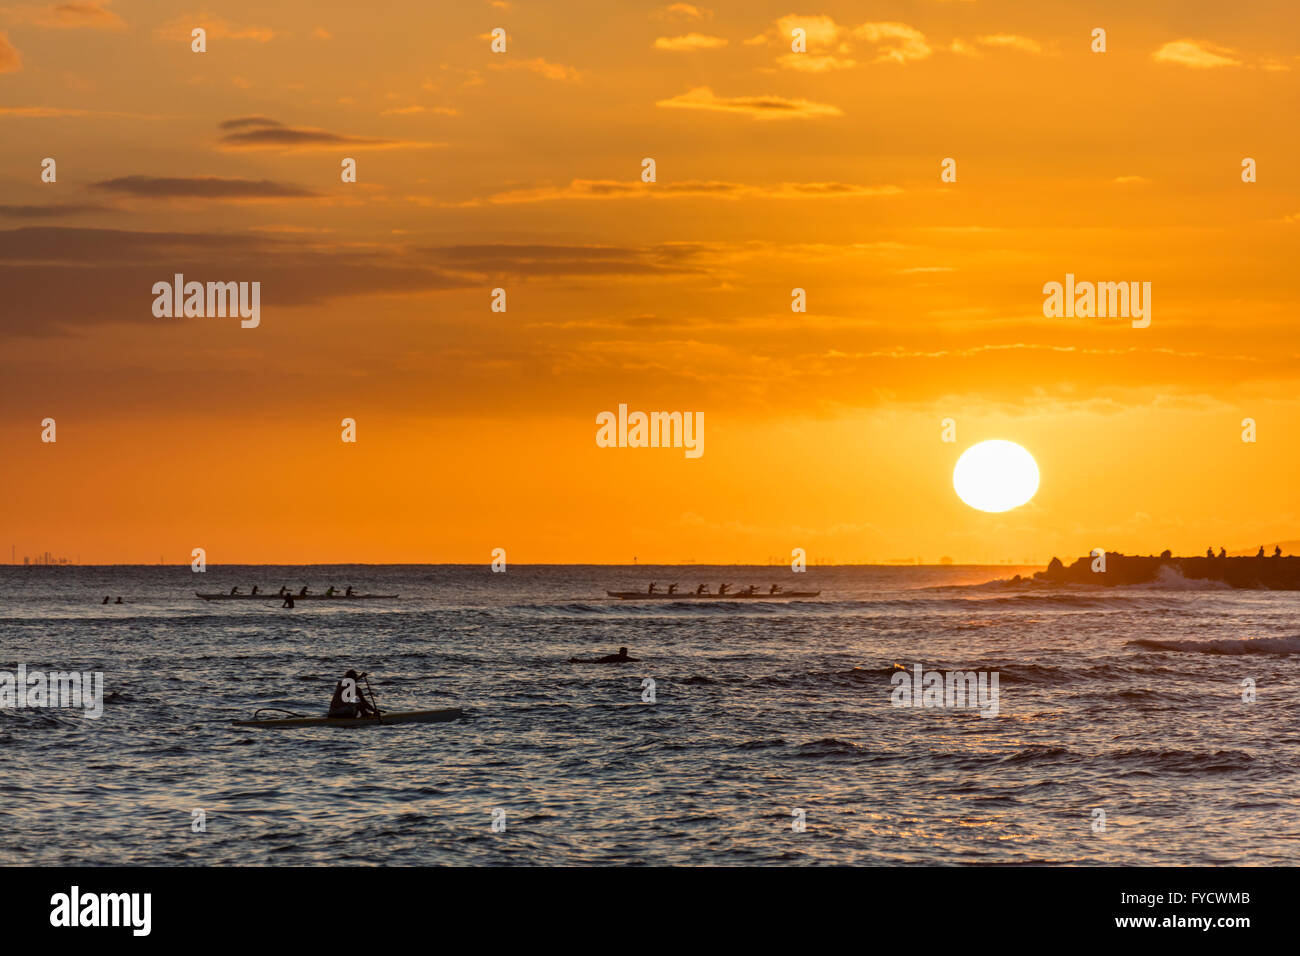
(2, 2, 1297, 564)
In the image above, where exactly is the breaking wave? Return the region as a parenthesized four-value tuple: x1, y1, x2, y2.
(1129, 634, 1300, 655)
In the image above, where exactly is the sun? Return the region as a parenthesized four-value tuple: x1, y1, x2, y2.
(953, 440, 1040, 513)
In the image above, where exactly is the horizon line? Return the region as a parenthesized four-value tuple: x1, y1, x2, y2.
(2, 561, 1046, 569)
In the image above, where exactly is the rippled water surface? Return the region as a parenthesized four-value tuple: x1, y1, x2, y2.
(2, 564, 1297, 865)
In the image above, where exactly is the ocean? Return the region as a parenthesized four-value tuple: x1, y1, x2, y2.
(1, 564, 1297, 866)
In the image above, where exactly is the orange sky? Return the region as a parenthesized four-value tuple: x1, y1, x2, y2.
(2, 1, 1299, 563)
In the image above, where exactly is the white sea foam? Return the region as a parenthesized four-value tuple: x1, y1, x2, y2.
(1119, 564, 1234, 591)
(1130, 634, 1300, 655)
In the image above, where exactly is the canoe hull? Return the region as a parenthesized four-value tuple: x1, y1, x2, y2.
(232, 708, 463, 728)
(198, 593, 398, 601)
(606, 591, 820, 600)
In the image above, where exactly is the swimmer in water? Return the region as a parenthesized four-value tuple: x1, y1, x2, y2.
(568, 646, 639, 664)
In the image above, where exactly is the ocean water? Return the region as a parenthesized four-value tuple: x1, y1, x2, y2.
(1, 564, 1298, 866)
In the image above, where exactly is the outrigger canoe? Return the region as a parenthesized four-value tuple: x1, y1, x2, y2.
(232, 708, 463, 728)
(606, 590, 820, 600)
(197, 592, 398, 601)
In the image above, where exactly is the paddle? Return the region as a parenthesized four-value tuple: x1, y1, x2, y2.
(361, 672, 383, 724)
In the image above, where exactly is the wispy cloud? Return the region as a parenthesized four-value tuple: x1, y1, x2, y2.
(853, 22, 931, 63)
(489, 57, 581, 81)
(656, 86, 842, 119)
(758, 16, 930, 68)
(1152, 39, 1240, 69)
(0, 226, 477, 334)
(90, 175, 318, 199)
(776, 53, 857, 72)
(0, 31, 21, 72)
(381, 105, 459, 116)
(0, 202, 112, 218)
(216, 117, 440, 152)
(972, 34, 1043, 55)
(776, 14, 841, 49)
(0, 105, 166, 118)
(7, 2, 126, 31)
(656, 3, 711, 22)
(425, 242, 702, 278)
(654, 33, 726, 51)
(155, 15, 273, 43)
(463, 178, 900, 205)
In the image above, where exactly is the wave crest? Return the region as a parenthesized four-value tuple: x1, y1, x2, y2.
(1129, 634, 1300, 655)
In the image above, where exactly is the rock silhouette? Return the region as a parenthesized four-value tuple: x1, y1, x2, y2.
(1033, 549, 1300, 589)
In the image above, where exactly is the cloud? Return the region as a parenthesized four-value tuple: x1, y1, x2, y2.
(8, 2, 126, 31)
(216, 117, 439, 152)
(776, 53, 857, 72)
(654, 33, 727, 51)
(760, 17, 929, 67)
(156, 16, 273, 43)
(0, 226, 478, 334)
(489, 57, 581, 81)
(776, 14, 841, 49)
(424, 243, 703, 277)
(853, 22, 931, 63)
(218, 115, 280, 129)
(90, 176, 318, 199)
(656, 86, 842, 120)
(973, 34, 1043, 55)
(465, 178, 900, 205)
(657, 3, 711, 21)
(0, 106, 166, 118)
(1152, 39, 1240, 69)
(381, 105, 458, 116)
(0, 230, 728, 336)
(0, 203, 112, 218)
(766, 182, 902, 199)
(0, 31, 21, 72)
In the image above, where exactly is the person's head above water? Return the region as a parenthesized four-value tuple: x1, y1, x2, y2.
(618, 647, 628, 656)
(344, 669, 359, 679)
